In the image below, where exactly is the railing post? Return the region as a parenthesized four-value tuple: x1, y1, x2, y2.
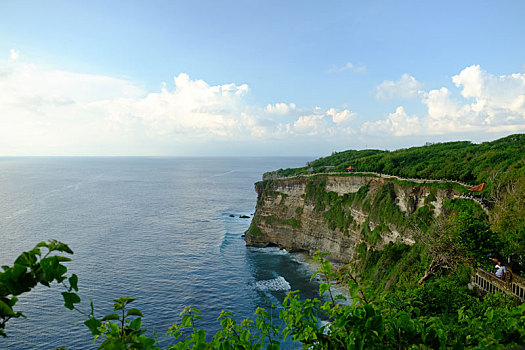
(473, 267, 524, 300)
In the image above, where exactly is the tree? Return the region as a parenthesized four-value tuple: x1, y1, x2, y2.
(490, 172, 525, 266)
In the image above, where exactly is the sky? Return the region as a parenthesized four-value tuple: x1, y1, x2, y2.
(1, 0, 524, 157)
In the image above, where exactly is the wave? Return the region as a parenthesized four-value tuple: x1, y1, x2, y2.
(255, 276, 291, 292)
(218, 231, 239, 251)
(247, 246, 289, 256)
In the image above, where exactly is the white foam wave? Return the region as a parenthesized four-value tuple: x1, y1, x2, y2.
(248, 246, 289, 255)
(255, 276, 291, 292)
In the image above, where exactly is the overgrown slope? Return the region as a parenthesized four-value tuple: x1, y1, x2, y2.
(265, 134, 525, 185)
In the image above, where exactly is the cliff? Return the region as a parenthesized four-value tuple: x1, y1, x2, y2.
(245, 174, 461, 263)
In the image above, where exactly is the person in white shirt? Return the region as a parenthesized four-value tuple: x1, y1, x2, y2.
(493, 259, 507, 279)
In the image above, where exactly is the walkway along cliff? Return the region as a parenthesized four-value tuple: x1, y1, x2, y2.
(245, 174, 462, 264)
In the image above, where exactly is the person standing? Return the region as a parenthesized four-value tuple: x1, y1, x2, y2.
(493, 259, 507, 279)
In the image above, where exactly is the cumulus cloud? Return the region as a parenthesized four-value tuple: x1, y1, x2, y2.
(277, 107, 357, 137)
(265, 102, 296, 114)
(329, 62, 367, 74)
(292, 114, 325, 134)
(361, 106, 421, 136)
(3, 52, 524, 155)
(0, 54, 360, 155)
(327, 108, 356, 124)
(421, 87, 460, 120)
(84, 72, 259, 139)
(428, 65, 525, 132)
(364, 65, 525, 138)
(375, 73, 423, 100)
(452, 65, 525, 121)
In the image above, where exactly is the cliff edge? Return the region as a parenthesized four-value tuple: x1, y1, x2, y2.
(245, 174, 461, 263)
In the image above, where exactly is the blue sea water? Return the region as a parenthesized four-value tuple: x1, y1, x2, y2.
(0, 157, 324, 349)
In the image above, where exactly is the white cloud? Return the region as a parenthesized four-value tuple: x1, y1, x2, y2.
(327, 108, 355, 124)
(361, 106, 421, 136)
(265, 102, 296, 114)
(2, 53, 524, 155)
(0, 61, 147, 155)
(452, 65, 525, 122)
(278, 107, 358, 137)
(0, 55, 361, 155)
(364, 65, 525, 139)
(421, 65, 525, 132)
(375, 73, 423, 100)
(329, 62, 367, 74)
(421, 87, 459, 119)
(292, 114, 325, 134)
(94, 73, 255, 139)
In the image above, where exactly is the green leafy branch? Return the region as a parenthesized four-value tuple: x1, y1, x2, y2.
(0, 239, 80, 337)
(84, 296, 157, 349)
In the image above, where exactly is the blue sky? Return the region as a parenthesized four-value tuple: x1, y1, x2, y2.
(1, 1, 524, 156)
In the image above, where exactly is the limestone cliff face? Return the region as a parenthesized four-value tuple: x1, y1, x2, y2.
(245, 175, 459, 263)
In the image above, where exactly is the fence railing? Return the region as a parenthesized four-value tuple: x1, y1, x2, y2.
(473, 267, 525, 300)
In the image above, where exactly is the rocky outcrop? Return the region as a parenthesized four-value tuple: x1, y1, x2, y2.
(245, 175, 460, 263)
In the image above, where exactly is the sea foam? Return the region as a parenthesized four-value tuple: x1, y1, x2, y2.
(255, 276, 292, 292)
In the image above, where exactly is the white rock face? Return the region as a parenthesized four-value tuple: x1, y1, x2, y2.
(246, 175, 463, 263)
(324, 176, 366, 195)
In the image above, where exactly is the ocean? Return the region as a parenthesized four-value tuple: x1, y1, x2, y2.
(0, 157, 325, 349)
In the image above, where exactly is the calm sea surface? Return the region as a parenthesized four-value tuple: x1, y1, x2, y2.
(0, 157, 325, 349)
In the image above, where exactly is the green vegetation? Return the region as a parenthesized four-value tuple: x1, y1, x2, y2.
(3, 246, 524, 349)
(304, 178, 331, 211)
(257, 180, 274, 206)
(490, 165, 525, 261)
(368, 183, 405, 226)
(442, 199, 496, 262)
(264, 134, 525, 186)
(304, 178, 367, 234)
(246, 223, 263, 236)
(302, 177, 441, 240)
(424, 188, 437, 204)
(265, 133, 525, 272)
(324, 202, 354, 233)
(0, 240, 80, 338)
(356, 242, 428, 291)
(86, 296, 155, 349)
(2, 177, 524, 348)
(361, 221, 389, 246)
(262, 215, 302, 229)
